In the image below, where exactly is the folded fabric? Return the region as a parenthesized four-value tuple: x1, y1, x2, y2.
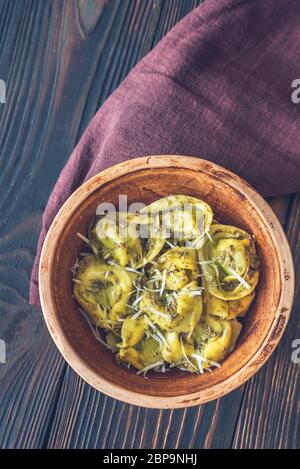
(30, 0, 300, 306)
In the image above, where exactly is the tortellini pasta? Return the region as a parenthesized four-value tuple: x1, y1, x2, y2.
(137, 195, 213, 244)
(192, 316, 242, 364)
(73, 256, 135, 328)
(199, 224, 259, 300)
(152, 247, 199, 290)
(204, 291, 256, 319)
(73, 195, 259, 375)
(139, 280, 203, 334)
(119, 337, 163, 371)
(90, 212, 143, 267)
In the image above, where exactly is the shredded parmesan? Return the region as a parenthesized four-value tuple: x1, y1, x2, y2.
(170, 362, 182, 368)
(227, 267, 250, 290)
(233, 267, 250, 292)
(193, 355, 204, 374)
(117, 316, 126, 322)
(132, 310, 142, 320)
(146, 317, 167, 345)
(205, 229, 214, 244)
(147, 306, 170, 319)
(148, 330, 164, 349)
(108, 260, 142, 275)
(133, 281, 143, 291)
(165, 240, 175, 248)
(77, 232, 90, 245)
(143, 285, 161, 293)
(132, 296, 143, 308)
(191, 231, 206, 247)
(137, 360, 164, 376)
(78, 308, 116, 351)
(178, 366, 190, 372)
(126, 304, 138, 311)
(71, 258, 79, 274)
(180, 290, 203, 297)
(192, 353, 221, 368)
(91, 243, 99, 256)
(159, 269, 167, 297)
(72, 278, 82, 284)
(153, 363, 170, 373)
(124, 266, 143, 274)
(180, 337, 198, 371)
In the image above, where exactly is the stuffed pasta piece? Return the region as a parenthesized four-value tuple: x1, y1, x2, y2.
(198, 224, 259, 300)
(73, 255, 136, 329)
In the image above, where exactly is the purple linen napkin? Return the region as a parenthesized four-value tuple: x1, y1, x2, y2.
(30, 0, 300, 306)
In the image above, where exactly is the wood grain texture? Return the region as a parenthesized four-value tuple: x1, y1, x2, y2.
(232, 193, 300, 449)
(0, 0, 298, 449)
(47, 368, 244, 449)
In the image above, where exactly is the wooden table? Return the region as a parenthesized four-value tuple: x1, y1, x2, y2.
(0, 0, 299, 449)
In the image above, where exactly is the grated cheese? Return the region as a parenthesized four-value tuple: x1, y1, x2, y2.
(77, 232, 90, 245)
(192, 353, 221, 369)
(233, 267, 250, 292)
(146, 317, 167, 345)
(132, 296, 143, 308)
(108, 260, 142, 275)
(132, 310, 142, 320)
(205, 228, 214, 244)
(125, 304, 138, 311)
(159, 269, 167, 298)
(227, 267, 250, 290)
(180, 337, 198, 371)
(191, 231, 206, 247)
(137, 360, 164, 376)
(78, 308, 116, 351)
(165, 240, 176, 248)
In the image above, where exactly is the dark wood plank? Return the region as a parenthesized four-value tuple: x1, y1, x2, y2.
(47, 365, 244, 449)
(232, 193, 300, 449)
(0, 0, 71, 448)
(0, 330, 66, 448)
(0, 0, 209, 449)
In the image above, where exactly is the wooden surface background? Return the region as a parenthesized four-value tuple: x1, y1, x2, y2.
(0, 0, 299, 449)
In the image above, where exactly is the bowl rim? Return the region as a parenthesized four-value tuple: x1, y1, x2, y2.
(39, 155, 295, 408)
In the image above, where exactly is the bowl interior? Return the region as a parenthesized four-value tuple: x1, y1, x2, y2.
(51, 166, 281, 398)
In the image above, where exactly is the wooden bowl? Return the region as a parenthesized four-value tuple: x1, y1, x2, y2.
(39, 156, 294, 408)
